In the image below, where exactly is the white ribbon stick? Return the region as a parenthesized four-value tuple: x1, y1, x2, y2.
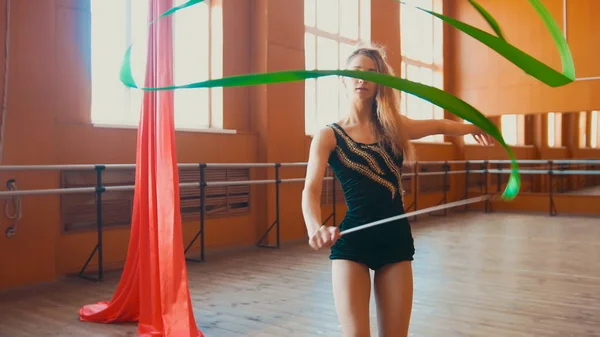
(340, 195, 490, 236)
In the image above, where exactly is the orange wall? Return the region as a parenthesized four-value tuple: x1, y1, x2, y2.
(0, 0, 410, 291)
(0, 0, 259, 290)
(0, 0, 599, 291)
(447, 0, 600, 215)
(448, 0, 600, 115)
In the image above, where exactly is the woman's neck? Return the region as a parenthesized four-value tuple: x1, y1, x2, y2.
(345, 99, 374, 125)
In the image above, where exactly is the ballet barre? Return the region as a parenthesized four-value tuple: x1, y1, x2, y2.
(0, 159, 598, 283)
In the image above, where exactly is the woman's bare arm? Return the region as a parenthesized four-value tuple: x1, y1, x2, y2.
(302, 127, 336, 235)
(399, 114, 493, 145)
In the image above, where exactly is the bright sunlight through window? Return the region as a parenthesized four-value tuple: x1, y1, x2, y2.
(304, 0, 371, 135)
(90, 0, 222, 130)
(400, 0, 444, 142)
(591, 111, 599, 148)
(547, 112, 562, 147)
(500, 114, 525, 146)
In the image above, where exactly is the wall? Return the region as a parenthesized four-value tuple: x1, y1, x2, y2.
(448, 0, 600, 115)
(446, 0, 600, 214)
(0, 0, 415, 291)
(1, 0, 599, 291)
(0, 0, 258, 290)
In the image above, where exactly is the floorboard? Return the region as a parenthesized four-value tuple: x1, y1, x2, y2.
(1, 211, 599, 336)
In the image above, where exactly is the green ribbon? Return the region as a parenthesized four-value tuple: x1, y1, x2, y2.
(466, 0, 506, 41)
(399, 0, 575, 86)
(120, 0, 576, 201)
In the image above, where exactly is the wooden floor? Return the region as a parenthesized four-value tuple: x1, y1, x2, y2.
(565, 185, 600, 196)
(1, 211, 600, 336)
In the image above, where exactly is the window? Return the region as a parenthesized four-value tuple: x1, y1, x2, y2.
(90, 0, 222, 130)
(547, 112, 562, 147)
(400, 0, 444, 142)
(464, 114, 525, 145)
(304, 0, 371, 135)
(500, 114, 525, 146)
(591, 111, 599, 148)
(579, 111, 587, 148)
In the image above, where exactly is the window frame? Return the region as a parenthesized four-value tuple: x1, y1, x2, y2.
(547, 112, 563, 148)
(89, 0, 224, 132)
(590, 110, 599, 148)
(399, 0, 445, 143)
(304, 0, 371, 136)
(500, 114, 526, 146)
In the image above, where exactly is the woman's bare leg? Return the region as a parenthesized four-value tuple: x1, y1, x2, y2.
(331, 259, 372, 337)
(373, 261, 414, 337)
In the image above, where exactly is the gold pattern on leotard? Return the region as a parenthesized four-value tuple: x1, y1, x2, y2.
(334, 145, 397, 197)
(365, 144, 406, 196)
(327, 124, 410, 199)
(330, 124, 384, 175)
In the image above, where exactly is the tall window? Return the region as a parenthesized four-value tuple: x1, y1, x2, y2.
(304, 0, 371, 135)
(591, 111, 599, 148)
(500, 114, 525, 146)
(547, 112, 562, 147)
(400, 0, 444, 142)
(90, 0, 222, 130)
(579, 111, 587, 148)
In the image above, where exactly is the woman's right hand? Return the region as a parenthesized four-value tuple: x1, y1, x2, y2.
(308, 225, 341, 250)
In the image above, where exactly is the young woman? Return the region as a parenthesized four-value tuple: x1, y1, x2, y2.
(301, 44, 492, 337)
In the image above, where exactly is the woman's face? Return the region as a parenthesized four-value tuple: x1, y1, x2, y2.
(344, 54, 378, 102)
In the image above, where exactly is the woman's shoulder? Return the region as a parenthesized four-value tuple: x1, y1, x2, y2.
(311, 126, 337, 150)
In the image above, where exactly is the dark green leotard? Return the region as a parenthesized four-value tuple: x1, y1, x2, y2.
(327, 123, 415, 270)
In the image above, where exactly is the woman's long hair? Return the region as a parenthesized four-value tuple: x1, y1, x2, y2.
(346, 44, 416, 165)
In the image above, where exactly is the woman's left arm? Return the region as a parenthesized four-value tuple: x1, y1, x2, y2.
(400, 115, 493, 145)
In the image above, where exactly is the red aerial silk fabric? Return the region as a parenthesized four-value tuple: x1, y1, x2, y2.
(78, 0, 203, 336)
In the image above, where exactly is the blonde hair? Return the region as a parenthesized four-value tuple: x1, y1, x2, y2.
(345, 43, 416, 165)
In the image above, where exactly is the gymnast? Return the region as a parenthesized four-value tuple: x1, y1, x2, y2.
(301, 44, 493, 337)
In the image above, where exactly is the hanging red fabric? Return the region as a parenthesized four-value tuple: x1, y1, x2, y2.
(78, 0, 203, 336)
